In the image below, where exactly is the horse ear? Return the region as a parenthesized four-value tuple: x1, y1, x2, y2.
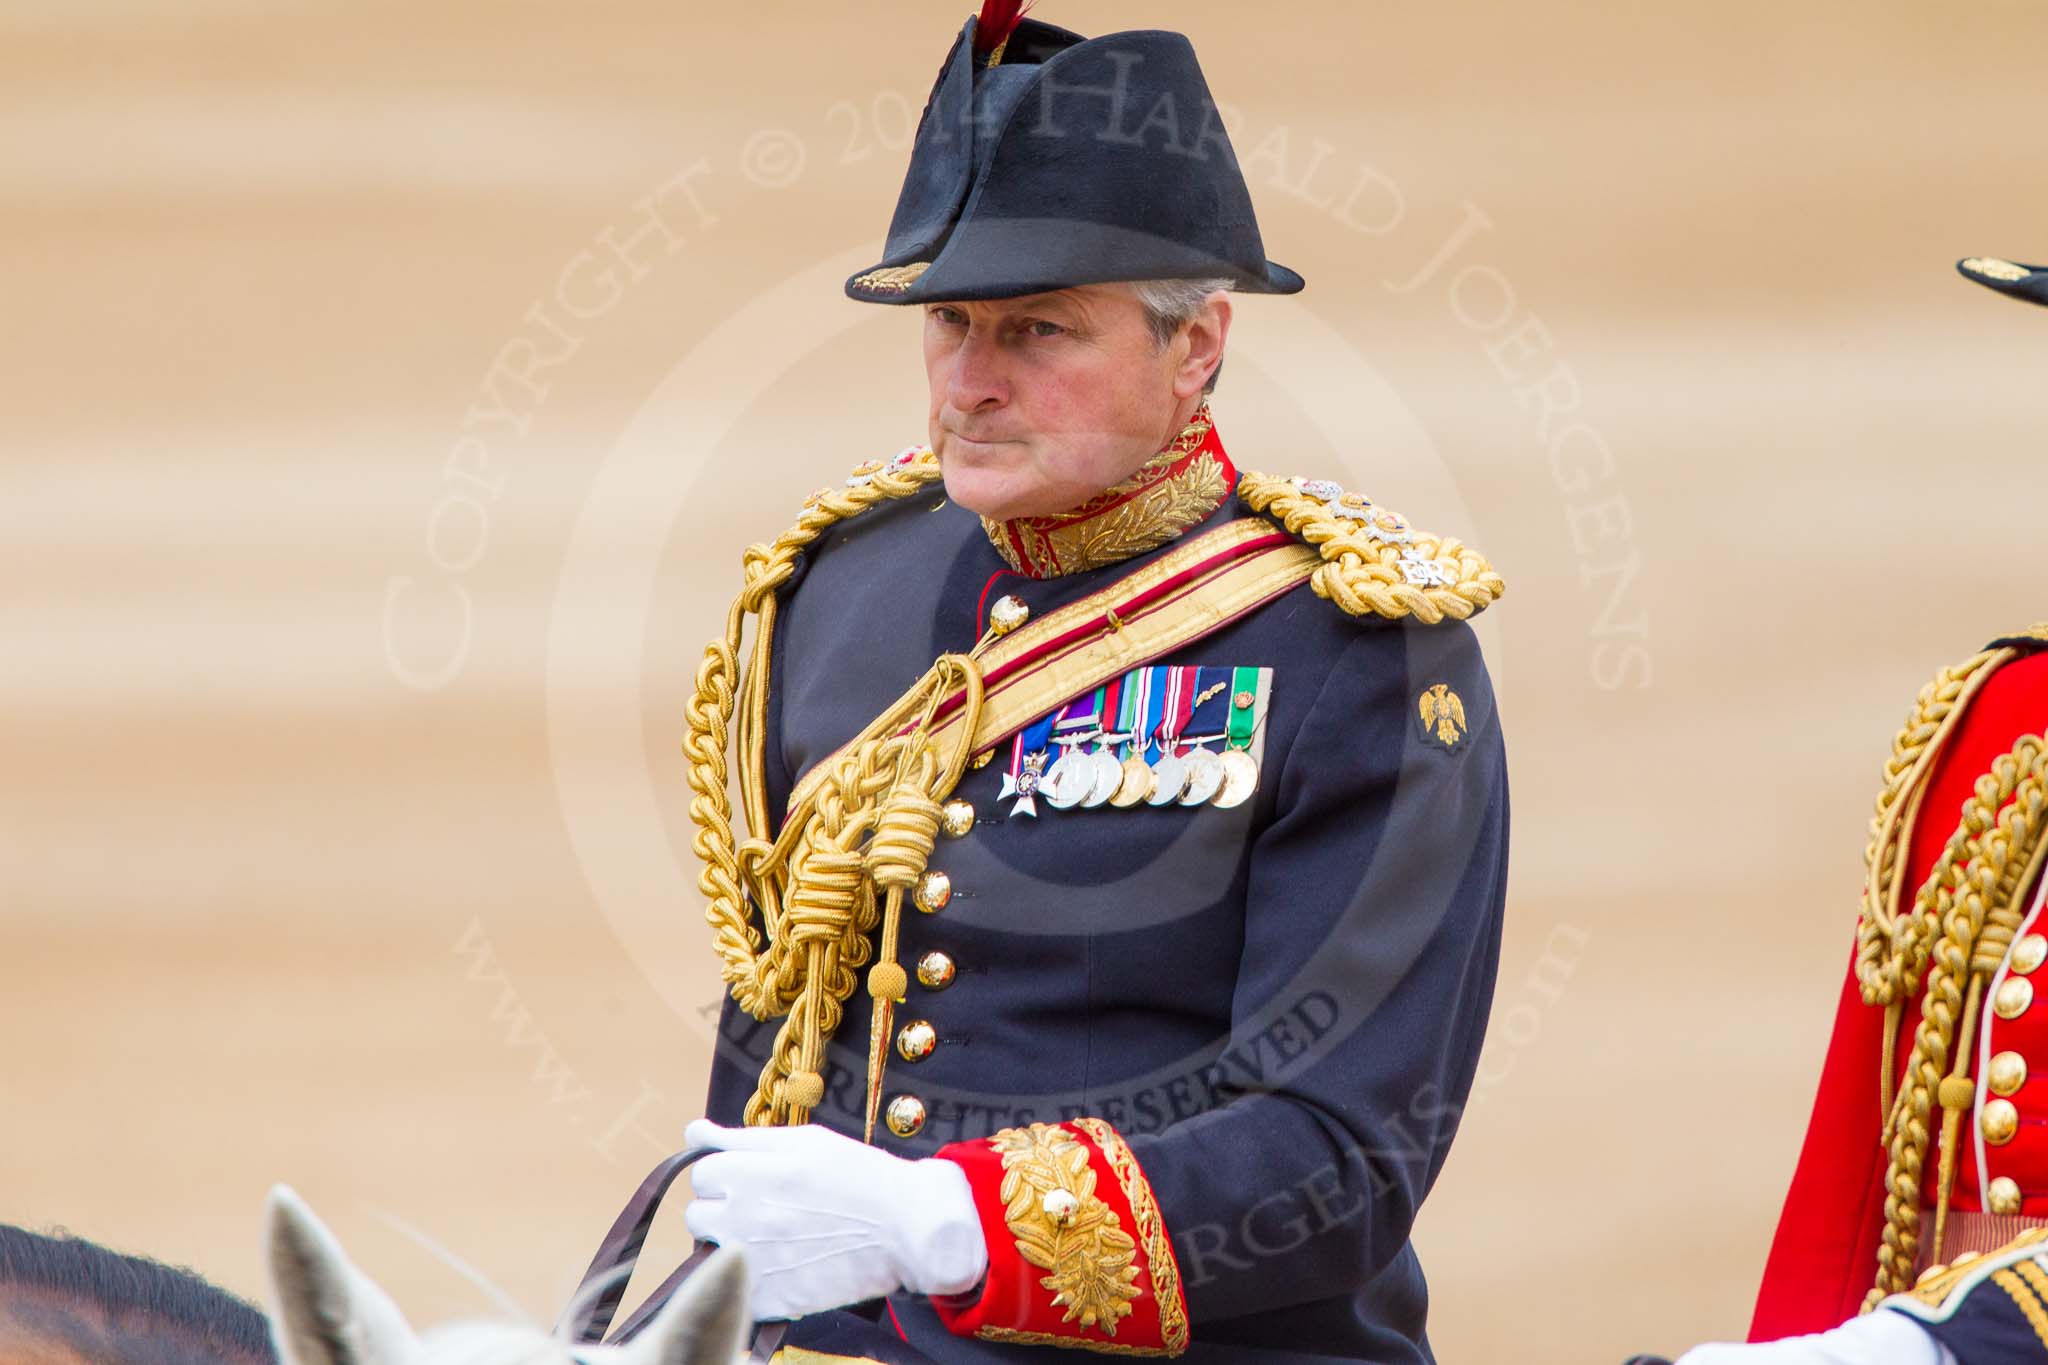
(264, 1186, 421, 1365)
(621, 1247, 752, 1365)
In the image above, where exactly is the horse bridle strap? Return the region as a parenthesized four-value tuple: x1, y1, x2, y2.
(558, 1146, 787, 1361)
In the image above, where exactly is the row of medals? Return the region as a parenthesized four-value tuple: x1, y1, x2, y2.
(1034, 734, 1258, 811)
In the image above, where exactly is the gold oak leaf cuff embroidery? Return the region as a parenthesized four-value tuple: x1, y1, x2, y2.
(973, 1327, 1178, 1356)
(990, 1124, 1144, 1335)
(1071, 1118, 1189, 1354)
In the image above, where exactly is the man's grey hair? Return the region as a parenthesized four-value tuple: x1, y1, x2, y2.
(1126, 277, 1233, 394)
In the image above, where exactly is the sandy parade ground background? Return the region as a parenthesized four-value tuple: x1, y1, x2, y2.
(6, 2, 2048, 1359)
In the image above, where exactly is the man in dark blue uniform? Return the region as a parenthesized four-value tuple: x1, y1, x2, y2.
(675, 6, 1510, 1361)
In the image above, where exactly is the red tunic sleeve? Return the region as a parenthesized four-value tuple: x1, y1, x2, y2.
(931, 1120, 1190, 1356)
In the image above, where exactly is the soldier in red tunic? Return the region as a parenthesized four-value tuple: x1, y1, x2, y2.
(1624, 254, 2048, 1365)
(1748, 621, 2048, 1337)
(1747, 255, 2048, 1348)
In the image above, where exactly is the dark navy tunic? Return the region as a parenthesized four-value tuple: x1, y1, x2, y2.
(704, 483, 1510, 1364)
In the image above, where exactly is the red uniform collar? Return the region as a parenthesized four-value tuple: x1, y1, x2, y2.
(980, 402, 1237, 579)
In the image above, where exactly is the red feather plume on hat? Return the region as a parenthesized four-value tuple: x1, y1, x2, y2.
(973, 0, 1033, 61)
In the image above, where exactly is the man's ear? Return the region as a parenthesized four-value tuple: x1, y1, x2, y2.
(619, 1247, 751, 1365)
(1173, 290, 1232, 400)
(265, 1186, 421, 1365)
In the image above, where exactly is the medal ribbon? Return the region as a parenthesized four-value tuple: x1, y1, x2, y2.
(1226, 665, 1262, 751)
(1114, 670, 1143, 758)
(1094, 678, 1120, 753)
(1184, 665, 1230, 747)
(1006, 705, 1065, 783)
(1136, 666, 1166, 763)
(1054, 689, 1101, 744)
(1156, 665, 1196, 759)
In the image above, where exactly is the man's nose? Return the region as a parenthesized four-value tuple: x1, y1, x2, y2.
(946, 326, 1008, 411)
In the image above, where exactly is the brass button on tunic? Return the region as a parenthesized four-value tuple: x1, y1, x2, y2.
(915, 951, 956, 990)
(885, 1094, 926, 1138)
(896, 1020, 938, 1062)
(1982, 1097, 2020, 1146)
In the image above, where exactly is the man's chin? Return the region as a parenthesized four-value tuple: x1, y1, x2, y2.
(937, 438, 1024, 512)
(936, 438, 1098, 519)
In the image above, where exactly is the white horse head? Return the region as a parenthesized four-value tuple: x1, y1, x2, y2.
(263, 1186, 749, 1365)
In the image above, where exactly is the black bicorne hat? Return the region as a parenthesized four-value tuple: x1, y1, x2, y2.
(845, 6, 1304, 305)
(1958, 256, 2048, 307)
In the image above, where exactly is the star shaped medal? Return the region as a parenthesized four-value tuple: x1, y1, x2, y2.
(997, 710, 1063, 818)
(999, 750, 1048, 818)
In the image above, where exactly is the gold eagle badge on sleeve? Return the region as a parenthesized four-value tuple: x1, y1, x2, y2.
(1417, 683, 1468, 751)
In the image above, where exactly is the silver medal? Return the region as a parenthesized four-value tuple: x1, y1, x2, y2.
(1083, 749, 1124, 807)
(1177, 748, 1225, 806)
(1042, 748, 1090, 810)
(1145, 752, 1188, 806)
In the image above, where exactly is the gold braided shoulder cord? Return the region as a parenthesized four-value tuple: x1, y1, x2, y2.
(1866, 732, 2048, 1306)
(683, 448, 996, 1130)
(1857, 627, 2048, 1027)
(1233, 473, 1504, 624)
(1855, 648, 2011, 1015)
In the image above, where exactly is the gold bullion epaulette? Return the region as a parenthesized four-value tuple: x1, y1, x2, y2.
(1235, 471, 1504, 625)
(799, 446, 942, 519)
(742, 446, 943, 581)
(1853, 621, 2048, 1015)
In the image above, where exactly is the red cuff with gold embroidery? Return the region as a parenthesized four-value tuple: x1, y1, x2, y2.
(930, 1119, 1189, 1356)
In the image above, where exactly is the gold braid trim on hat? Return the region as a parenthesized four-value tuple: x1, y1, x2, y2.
(1233, 472, 1504, 623)
(1854, 631, 2048, 1305)
(684, 447, 996, 1131)
(1963, 258, 2032, 284)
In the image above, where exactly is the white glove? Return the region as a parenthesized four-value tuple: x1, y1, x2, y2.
(1673, 1308, 1955, 1365)
(681, 1119, 988, 1323)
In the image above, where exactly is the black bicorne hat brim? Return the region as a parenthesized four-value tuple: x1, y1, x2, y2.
(1957, 257, 2048, 307)
(846, 253, 1305, 305)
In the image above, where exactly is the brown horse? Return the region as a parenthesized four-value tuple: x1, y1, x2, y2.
(0, 1222, 275, 1365)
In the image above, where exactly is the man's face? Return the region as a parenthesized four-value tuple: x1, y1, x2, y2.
(921, 283, 1224, 521)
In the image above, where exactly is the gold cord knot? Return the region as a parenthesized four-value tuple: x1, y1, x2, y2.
(867, 791, 944, 888)
(682, 463, 1001, 1130)
(785, 851, 865, 939)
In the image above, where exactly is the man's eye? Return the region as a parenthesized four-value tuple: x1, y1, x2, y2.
(930, 307, 965, 325)
(1027, 320, 1065, 338)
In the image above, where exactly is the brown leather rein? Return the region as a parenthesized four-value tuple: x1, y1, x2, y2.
(558, 1147, 786, 1360)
